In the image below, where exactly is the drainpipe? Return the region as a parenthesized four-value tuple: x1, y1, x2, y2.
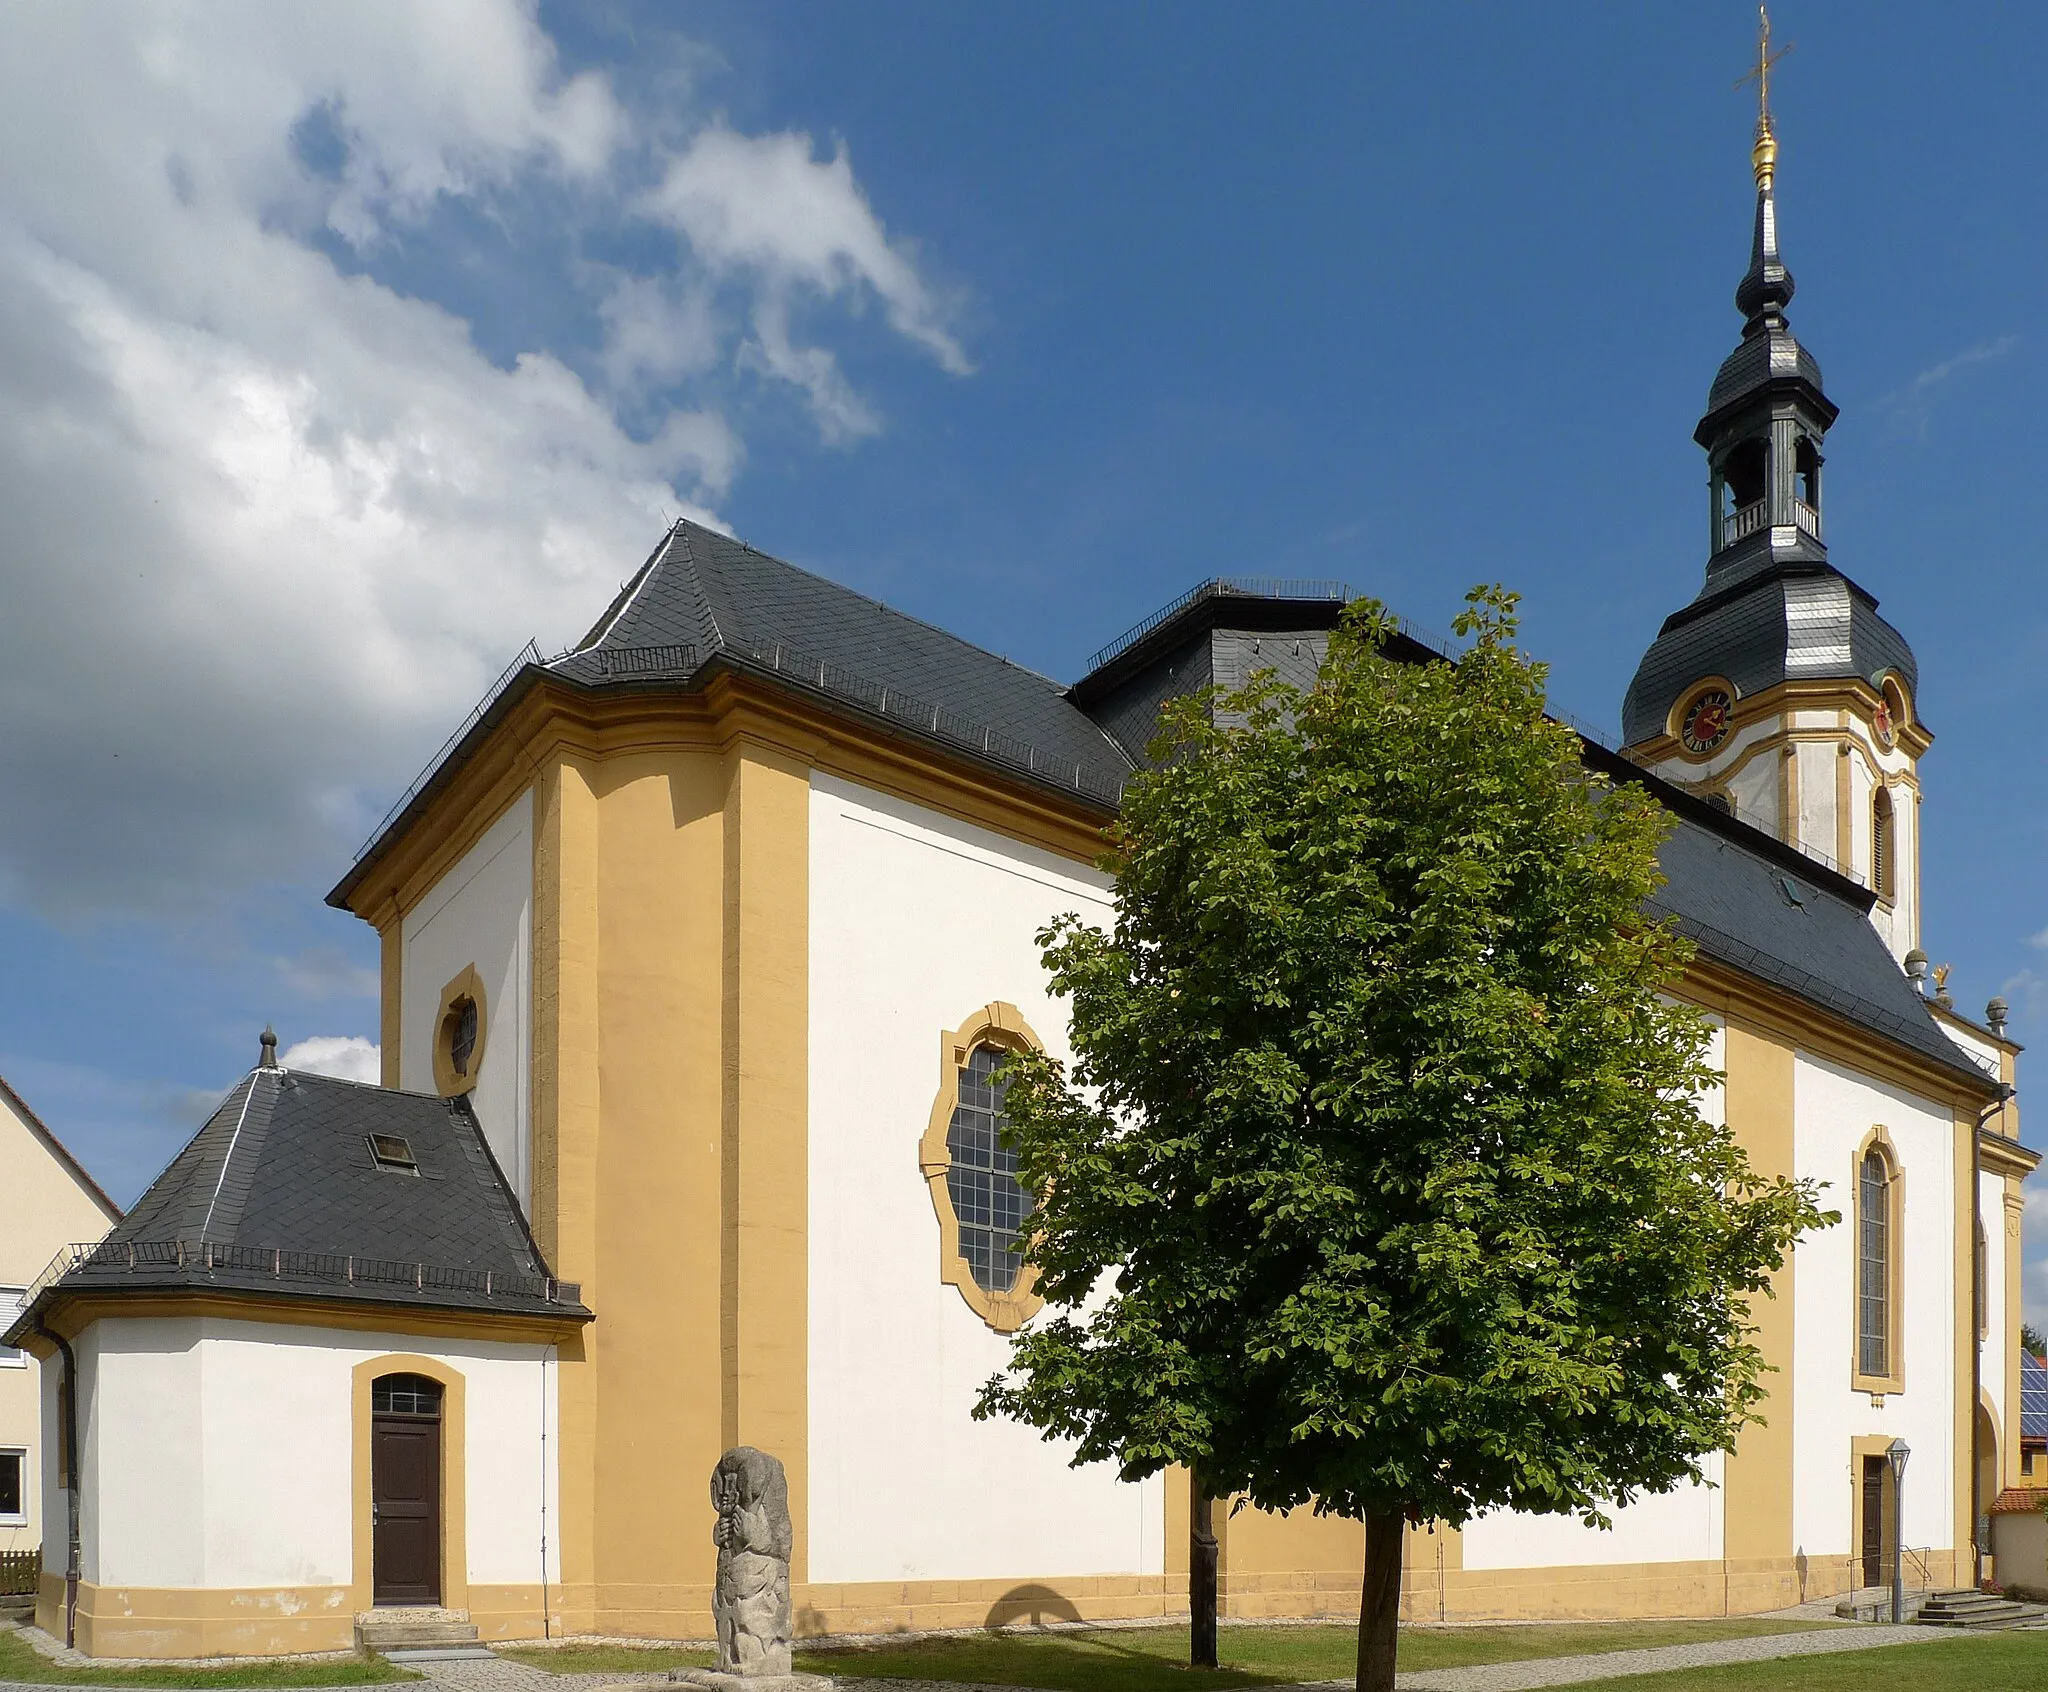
(30, 1317, 80, 1650)
(1971, 1086, 2015, 1590)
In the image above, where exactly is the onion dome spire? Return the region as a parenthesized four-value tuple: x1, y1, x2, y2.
(1735, 114, 1795, 322)
(1734, 7, 1795, 323)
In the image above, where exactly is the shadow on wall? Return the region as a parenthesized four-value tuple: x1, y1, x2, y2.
(984, 1584, 1085, 1630)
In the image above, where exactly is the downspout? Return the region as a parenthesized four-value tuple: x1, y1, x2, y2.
(31, 1317, 80, 1650)
(1971, 1085, 2014, 1589)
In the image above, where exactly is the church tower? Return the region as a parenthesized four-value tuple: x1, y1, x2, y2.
(1623, 69, 1927, 965)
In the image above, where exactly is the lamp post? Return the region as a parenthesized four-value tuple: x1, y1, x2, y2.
(1887, 1438, 1911, 1623)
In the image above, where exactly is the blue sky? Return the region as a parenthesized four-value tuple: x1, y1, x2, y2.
(3, 3, 2044, 1314)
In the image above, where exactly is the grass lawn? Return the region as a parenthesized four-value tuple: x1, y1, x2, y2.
(503, 1617, 1840, 1690)
(0, 1629, 415, 1687)
(1598, 1629, 2047, 1688)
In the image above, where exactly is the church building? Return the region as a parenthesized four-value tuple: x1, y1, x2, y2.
(7, 103, 2035, 1657)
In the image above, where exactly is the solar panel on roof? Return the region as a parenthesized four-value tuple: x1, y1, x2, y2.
(2022, 1351, 2048, 1442)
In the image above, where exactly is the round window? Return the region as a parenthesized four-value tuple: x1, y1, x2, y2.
(445, 996, 478, 1078)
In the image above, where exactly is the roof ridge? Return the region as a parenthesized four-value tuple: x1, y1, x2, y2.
(672, 519, 1074, 694)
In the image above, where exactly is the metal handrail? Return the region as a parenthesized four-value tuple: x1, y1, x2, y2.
(349, 641, 541, 863)
(19, 1238, 582, 1310)
(1087, 577, 1355, 673)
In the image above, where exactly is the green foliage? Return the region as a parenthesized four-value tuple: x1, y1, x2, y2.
(2022, 1322, 2046, 1359)
(976, 589, 1829, 1531)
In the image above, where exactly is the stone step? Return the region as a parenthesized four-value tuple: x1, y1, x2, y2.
(1916, 1589, 2048, 1630)
(355, 1608, 479, 1652)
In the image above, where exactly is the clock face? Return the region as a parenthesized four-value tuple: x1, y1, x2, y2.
(1680, 688, 1733, 755)
(1872, 700, 1896, 749)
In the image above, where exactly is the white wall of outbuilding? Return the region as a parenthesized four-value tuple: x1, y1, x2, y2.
(56, 1316, 556, 1593)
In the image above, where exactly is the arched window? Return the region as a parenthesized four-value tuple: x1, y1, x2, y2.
(947, 1045, 1032, 1294)
(1872, 787, 1895, 903)
(1855, 1141, 1902, 1392)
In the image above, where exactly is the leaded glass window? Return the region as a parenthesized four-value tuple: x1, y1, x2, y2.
(1858, 1150, 1890, 1378)
(946, 1044, 1033, 1293)
(372, 1373, 444, 1418)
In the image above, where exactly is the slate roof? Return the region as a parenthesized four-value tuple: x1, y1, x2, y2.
(333, 521, 1135, 906)
(1623, 563, 1920, 747)
(6, 1066, 586, 1340)
(2025, 1350, 2048, 1444)
(1635, 794, 1991, 1090)
(558, 521, 1133, 778)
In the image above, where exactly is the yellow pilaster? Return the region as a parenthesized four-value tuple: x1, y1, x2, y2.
(1720, 1020, 1795, 1608)
(379, 919, 403, 1089)
(531, 756, 603, 1623)
(720, 742, 812, 1583)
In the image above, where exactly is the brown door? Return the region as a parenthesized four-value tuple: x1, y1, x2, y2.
(1861, 1456, 1886, 1589)
(371, 1374, 443, 1606)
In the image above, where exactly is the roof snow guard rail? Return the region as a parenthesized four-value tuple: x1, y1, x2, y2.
(350, 640, 543, 864)
(24, 1238, 583, 1308)
(725, 635, 1130, 804)
(1087, 577, 1354, 673)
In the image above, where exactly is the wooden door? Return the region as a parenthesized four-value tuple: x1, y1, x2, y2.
(1860, 1456, 1885, 1590)
(372, 1382, 442, 1605)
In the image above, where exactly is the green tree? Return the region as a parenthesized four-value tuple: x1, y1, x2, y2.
(976, 590, 1828, 1692)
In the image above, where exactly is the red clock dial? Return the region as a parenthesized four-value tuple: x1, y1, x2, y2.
(1872, 701, 1895, 748)
(1680, 688, 1733, 755)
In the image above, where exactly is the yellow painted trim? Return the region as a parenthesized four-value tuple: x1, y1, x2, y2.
(334, 673, 1110, 929)
(1722, 1019, 1794, 1566)
(1849, 1127, 1906, 1397)
(31, 1289, 583, 1348)
(351, 1353, 468, 1615)
(431, 964, 489, 1099)
(1630, 676, 1935, 766)
(530, 756, 600, 1601)
(380, 923, 403, 1089)
(718, 740, 811, 1582)
(920, 1001, 1048, 1332)
(1664, 674, 1740, 759)
(1850, 1434, 1902, 1589)
(1678, 957, 1998, 1110)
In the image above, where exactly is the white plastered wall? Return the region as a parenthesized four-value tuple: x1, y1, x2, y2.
(73, 1316, 556, 1592)
(1790, 1054, 1956, 1560)
(1461, 1017, 1729, 1572)
(401, 791, 533, 1206)
(806, 771, 1163, 1586)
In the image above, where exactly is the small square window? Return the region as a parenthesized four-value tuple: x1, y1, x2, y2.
(367, 1134, 418, 1173)
(0, 1449, 23, 1522)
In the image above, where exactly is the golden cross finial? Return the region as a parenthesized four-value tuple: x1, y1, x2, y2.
(1734, 4, 1793, 186)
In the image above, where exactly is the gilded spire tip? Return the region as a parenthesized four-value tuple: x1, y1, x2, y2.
(1740, 3, 1790, 190)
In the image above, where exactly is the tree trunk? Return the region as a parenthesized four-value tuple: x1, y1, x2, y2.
(1356, 1511, 1404, 1692)
(1190, 1481, 1219, 1669)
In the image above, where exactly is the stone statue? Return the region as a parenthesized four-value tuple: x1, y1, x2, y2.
(669, 1447, 830, 1692)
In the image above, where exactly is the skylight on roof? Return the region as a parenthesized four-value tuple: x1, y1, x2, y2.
(367, 1134, 418, 1174)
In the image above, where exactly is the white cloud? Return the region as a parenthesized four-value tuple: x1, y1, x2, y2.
(1881, 335, 2019, 436)
(643, 123, 973, 441)
(280, 1034, 382, 1084)
(0, 2, 968, 922)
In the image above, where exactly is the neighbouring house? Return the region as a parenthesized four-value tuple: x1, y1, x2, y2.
(7, 107, 2038, 1655)
(0, 1075, 120, 1567)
